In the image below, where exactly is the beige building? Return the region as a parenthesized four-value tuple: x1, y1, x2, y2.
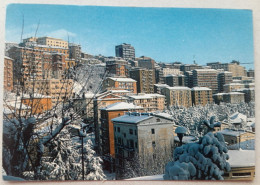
(129, 68, 156, 94)
(102, 77, 137, 93)
(24, 79, 73, 105)
(112, 112, 175, 179)
(193, 69, 218, 94)
(126, 93, 165, 112)
(207, 61, 246, 77)
(4, 56, 14, 92)
(223, 83, 245, 93)
(224, 150, 255, 180)
(163, 86, 192, 107)
(37, 37, 69, 49)
(217, 129, 255, 145)
(191, 87, 213, 106)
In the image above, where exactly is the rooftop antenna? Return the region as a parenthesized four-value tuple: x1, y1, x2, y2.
(20, 14, 24, 43)
(193, 55, 197, 65)
(34, 19, 40, 38)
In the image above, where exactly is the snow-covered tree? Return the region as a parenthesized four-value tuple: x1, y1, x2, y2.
(164, 132, 230, 180)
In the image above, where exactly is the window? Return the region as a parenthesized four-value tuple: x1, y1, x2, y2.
(152, 141, 156, 147)
(117, 127, 120, 133)
(151, 128, 155, 134)
(129, 129, 133, 135)
(124, 133, 126, 138)
(156, 118, 160, 122)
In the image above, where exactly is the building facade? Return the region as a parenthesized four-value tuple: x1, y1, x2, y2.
(163, 86, 192, 107)
(193, 69, 218, 94)
(115, 43, 135, 60)
(191, 87, 213, 106)
(218, 71, 233, 92)
(102, 77, 137, 93)
(4, 56, 14, 92)
(129, 68, 156, 94)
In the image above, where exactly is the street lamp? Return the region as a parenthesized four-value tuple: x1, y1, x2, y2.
(175, 126, 187, 146)
(78, 128, 86, 180)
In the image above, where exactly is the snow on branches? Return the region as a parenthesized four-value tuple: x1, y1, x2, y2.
(164, 132, 230, 180)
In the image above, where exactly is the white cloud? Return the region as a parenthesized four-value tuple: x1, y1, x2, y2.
(45, 29, 77, 40)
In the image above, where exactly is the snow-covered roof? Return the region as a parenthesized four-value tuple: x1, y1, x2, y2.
(109, 90, 131, 93)
(227, 150, 255, 167)
(154, 84, 169, 88)
(228, 139, 255, 150)
(4, 56, 14, 60)
(108, 77, 136, 82)
(126, 174, 164, 180)
(21, 93, 51, 99)
(227, 92, 244, 95)
(223, 83, 244, 86)
(100, 102, 143, 111)
(217, 129, 246, 137)
(191, 87, 212, 91)
(230, 112, 247, 124)
(154, 112, 173, 119)
(194, 69, 217, 72)
(166, 86, 190, 90)
(112, 113, 153, 124)
(174, 136, 198, 144)
(128, 93, 165, 99)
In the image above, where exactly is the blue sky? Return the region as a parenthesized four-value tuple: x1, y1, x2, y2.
(5, 4, 254, 69)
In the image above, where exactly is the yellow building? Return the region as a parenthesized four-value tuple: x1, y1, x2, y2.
(163, 86, 192, 107)
(224, 150, 255, 180)
(37, 37, 68, 49)
(191, 87, 213, 106)
(24, 79, 73, 105)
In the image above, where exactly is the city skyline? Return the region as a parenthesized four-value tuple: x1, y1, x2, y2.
(5, 4, 254, 69)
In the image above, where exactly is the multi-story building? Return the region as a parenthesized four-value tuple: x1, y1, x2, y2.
(213, 92, 245, 104)
(37, 36, 69, 49)
(247, 69, 254, 77)
(65, 58, 76, 69)
(102, 77, 137, 93)
(165, 74, 185, 87)
(69, 43, 81, 62)
(191, 87, 213, 106)
(193, 69, 218, 94)
(112, 112, 175, 179)
(8, 46, 66, 82)
(235, 88, 255, 103)
(106, 58, 129, 77)
(115, 43, 135, 60)
(223, 83, 245, 93)
(180, 64, 203, 72)
(184, 71, 193, 88)
(163, 86, 192, 107)
(93, 91, 128, 153)
(24, 79, 73, 105)
(4, 56, 14, 92)
(217, 71, 233, 92)
(33, 45, 69, 59)
(21, 93, 52, 114)
(136, 56, 155, 69)
(129, 68, 156, 94)
(162, 68, 182, 76)
(154, 84, 169, 94)
(99, 102, 143, 157)
(207, 61, 247, 77)
(126, 93, 165, 112)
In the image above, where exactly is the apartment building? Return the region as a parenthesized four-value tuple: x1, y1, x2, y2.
(24, 79, 73, 105)
(112, 112, 175, 179)
(37, 36, 69, 49)
(163, 86, 192, 107)
(129, 68, 156, 94)
(191, 87, 213, 106)
(106, 58, 129, 77)
(99, 102, 143, 157)
(102, 77, 137, 93)
(193, 69, 218, 94)
(115, 43, 135, 60)
(136, 56, 155, 69)
(69, 43, 81, 62)
(126, 93, 165, 112)
(218, 71, 233, 92)
(207, 61, 247, 77)
(4, 56, 14, 92)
